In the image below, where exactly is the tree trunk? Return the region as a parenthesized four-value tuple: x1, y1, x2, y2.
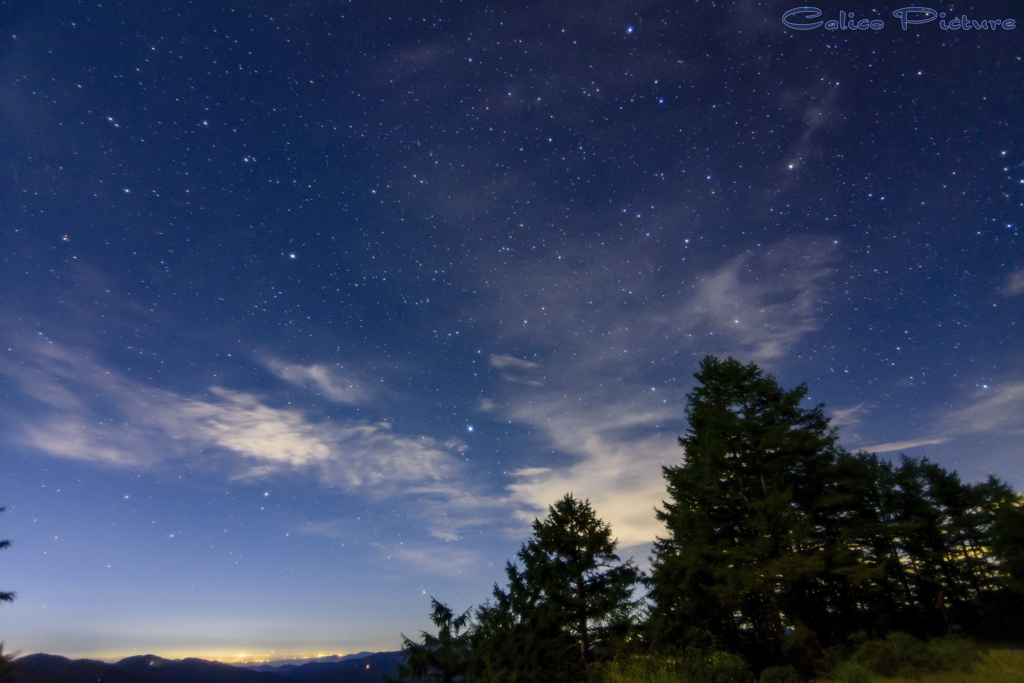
(578, 577, 589, 666)
(766, 586, 786, 654)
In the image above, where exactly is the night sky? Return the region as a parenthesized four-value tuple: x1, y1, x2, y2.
(1, 0, 1022, 663)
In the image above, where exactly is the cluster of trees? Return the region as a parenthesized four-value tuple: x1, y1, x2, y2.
(396, 357, 1024, 682)
(650, 357, 1024, 664)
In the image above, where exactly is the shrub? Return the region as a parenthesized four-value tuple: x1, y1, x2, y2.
(828, 660, 869, 683)
(847, 632, 981, 679)
(700, 650, 753, 683)
(592, 650, 753, 683)
(854, 631, 930, 677)
(758, 665, 801, 683)
(927, 633, 980, 672)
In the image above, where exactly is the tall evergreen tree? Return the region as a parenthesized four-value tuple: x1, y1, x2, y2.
(650, 357, 850, 659)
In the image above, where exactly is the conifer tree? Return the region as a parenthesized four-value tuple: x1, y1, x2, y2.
(649, 356, 1024, 656)
(650, 357, 847, 658)
(994, 493, 1024, 593)
(472, 494, 639, 682)
(393, 599, 472, 683)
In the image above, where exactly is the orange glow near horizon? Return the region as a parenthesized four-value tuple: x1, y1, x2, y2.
(55, 648, 371, 665)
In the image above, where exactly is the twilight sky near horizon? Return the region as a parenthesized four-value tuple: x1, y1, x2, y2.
(1, 0, 1022, 663)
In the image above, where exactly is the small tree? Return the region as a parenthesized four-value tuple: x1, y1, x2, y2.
(472, 494, 640, 682)
(0, 508, 11, 606)
(520, 494, 640, 664)
(393, 599, 472, 683)
(0, 507, 14, 683)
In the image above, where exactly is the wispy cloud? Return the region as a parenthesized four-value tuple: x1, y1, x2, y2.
(507, 422, 677, 548)
(262, 357, 371, 405)
(390, 546, 483, 576)
(489, 355, 540, 370)
(778, 82, 842, 175)
(858, 381, 1024, 454)
(939, 382, 1024, 436)
(666, 240, 833, 361)
(477, 238, 834, 546)
(1003, 271, 1024, 296)
(861, 437, 948, 454)
(831, 403, 871, 428)
(2, 337, 474, 537)
(490, 354, 544, 386)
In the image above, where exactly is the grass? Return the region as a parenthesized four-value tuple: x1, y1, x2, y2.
(829, 639, 1024, 683)
(593, 649, 753, 683)
(591, 638, 1024, 683)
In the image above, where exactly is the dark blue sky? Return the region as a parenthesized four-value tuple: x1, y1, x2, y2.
(1, 0, 1021, 662)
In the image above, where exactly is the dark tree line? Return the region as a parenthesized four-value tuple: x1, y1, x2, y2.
(397, 356, 1024, 682)
(650, 357, 1024, 669)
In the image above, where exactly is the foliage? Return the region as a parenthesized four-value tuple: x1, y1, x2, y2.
(471, 494, 641, 683)
(400, 356, 1023, 682)
(757, 666, 800, 683)
(649, 356, 1024, 666)
(850, 632, 979, 679)
(587, 641, 1024, 683)
(0, 643, 16, 683)
(392, 599, 472, 683)
(828, 660, 870, 683)
(592, 650, 752, 683)
(0, 508, 12, 606)
(0, 508, 13, 683)
(650, 356, 852, 661)
(992, 494, 1024, 592)
(829, 644, 1024, 682)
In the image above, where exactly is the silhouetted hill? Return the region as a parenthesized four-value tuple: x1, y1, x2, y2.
(115, 655, 283, 682)
(11, 653, 152, 683)
(246, 652, 376, 669)
(10, 651, 403, 683)
(251, 651, 402, 680)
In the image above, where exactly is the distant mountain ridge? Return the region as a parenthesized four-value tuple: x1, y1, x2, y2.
(10, 650, 403, 683)
(242, 652, 377, 670)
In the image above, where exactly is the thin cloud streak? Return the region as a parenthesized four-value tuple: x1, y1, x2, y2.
(940, 382, 1024, 436)
(861, 438, 949, 454)
(857, 381, 1024, 455)
(390, 546, 483, 576)
(262, 357, 372, 405)
(831, 403, 871, 428)
(489, 355, 540, 370)
(2, 338, 472, 521)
